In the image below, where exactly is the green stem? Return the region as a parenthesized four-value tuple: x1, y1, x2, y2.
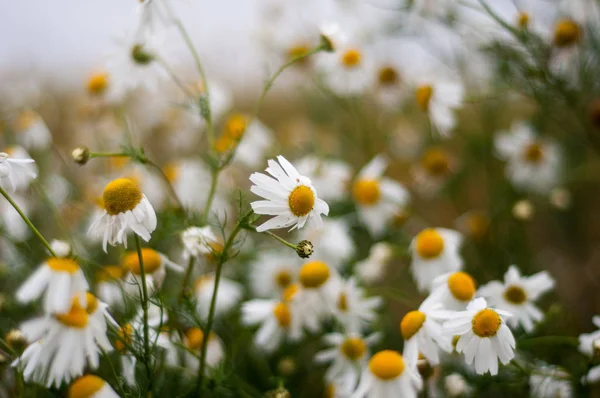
(518, 335, 580, 348)
(100, 347, 126, 397)
(155, 55, 196, 99)
(179, 256, 196, 301)
(258, 228, 298, 251)
(89, 152, 129, 159)
(134, 235, 154, 394)
(202, 168, 219, 224)
(0, 186, 56, 257)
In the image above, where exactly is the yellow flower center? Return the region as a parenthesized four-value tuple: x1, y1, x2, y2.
(288, 185, 315, 217)
(163, 163, 179, 183)
(283, 284, 299, 301)
(421, 148, 450, 177)
(337, 292, 348, 312)
(504, 285, 527, 304)
(115, 324, 133, 353)
(47, 258, 80, 274)
(287, 43, 311, 65)
(56, 301, 89, 329)
(299, 261, 330, 288)
(87, 72, 109, 96)
(85, 293, 98, 314)
(400, 310, 426, 340)
(14, 110, 38, 132)
(415, 229, 445, 259)
(378, 66, 400, 86)
(273, 302, 292, 327)
(416, 85, 434, 111)
(466, 212, 490, 240)
(213, 135, 237, 154)
(522, 142, 544, 164)
(472, 308, 502, 337)
(447, 272, 476, 302)
(225, 114, 249, 140)
(341, 49, 361, 68)
(340, 337, 366, 360)
(369, 350, 405, 380)
(122, 248, 162, 275)
(102, 178, 143, 216)
(517, 12, 530, 29)
(68, 375, 105, 398)
(186, 328, 205, 350)
(554, 19, 582, 47)
(324, 384, 335, 398)
(352, 179, 381, 206)
(96, 265, 127, 282)
(275, 270, 293, 289)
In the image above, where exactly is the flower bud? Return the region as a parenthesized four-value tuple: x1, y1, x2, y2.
(6, 329, 28, 353)
(72, 147, 90, 165)
(277, 357, 296, 376)
(549, 188, 571, 210)
(50, 240, 72, 258)
(445, 373, 470, 397)
(131, 44, 154, 65)
(512, 200, 534, 220)
(296, 240, 313, 259)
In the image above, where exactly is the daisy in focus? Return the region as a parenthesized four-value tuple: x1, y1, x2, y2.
(0, 150, 37, 193)
(88, 178, 157, 251)
(68, 375, 120, 398)
(352, 155, 410, 237)
(121, 248, 183, 296)
(409, 228, 464, 292)
(250, 155, 329, 232)
(494, 122, 562, 194)
(442, 297, 515, 375)
(478, 265, 555, 332)
(13, 109, 52, 150)
(428, 271, 477, 311)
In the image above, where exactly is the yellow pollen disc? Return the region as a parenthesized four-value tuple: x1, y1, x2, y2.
(522, 142, 544, 163)
(87, 72, 109, 96)
(323, 384, 335, 398)
(341, 49, 361, 68)
(378, 66, 399, 86)
(283, 284, 299, 301)
(517, 12, 530, 29)
(102, 178, 143, 216)
(224, 114, 248, 140)
(206, 242, 224, 263)
(274, 270, 292, 288)
(415, 229, 445, 259)
(214, 135, 237, 153)
(84, 293, 98, 314)
(56, 301, 89, 328)
(447, 272, 476, 302)
(337, 292, 348, 312)
(273, 302, 292, 327)
(14, 110, 39, 132)
(369, 350, 405, 380)
(466, 212, 490, 240)
(416, 85, 434, 112)
(472, 308, 501, 337)
(504, 285, 527, 304)
(115, 324, 133, 353)
(554, 19, 582, 47)
(96, 265, 127, 282)
(68, 375, 105, 398)
(288, 185, 315, 217)
(352, 179, 381, 206)
(299, 261, 330, 288)
(186, 328, 205, 350)
(400, 310, 426, 340)
(340, 337, 366, 360)
(122, 249, 162, 275)
(47, 258, 80, 274)
(421, 148, 450, 177)
(287, 44, 311, 64)
(163, 163, 179, 183)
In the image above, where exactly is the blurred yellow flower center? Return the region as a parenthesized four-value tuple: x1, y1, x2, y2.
(47, 258, 80, 273)
(115, 324, 133, 353)
(288, 185, 315, 217)
(522, 142, 544, 163)
(421, 148, 450, 177)
(225, 114, 248, 140)
(273, 302, 292, 327)
(341, 49, 361, 68)
(337, 292, 348, 312)
(472, 308, 501, 337)
(84, 293, 98, 314)
(283, 283, 299, 301)
(369, 350, 405, 380)
(378, 66, 399, 86)
(96, 265, 127, 282)
(517, 12, 530, 29)
(416, 85, 434, 111)
(102, 178, 143, 215)
(452, 335, 460, 349)
(275, 270, 293, 288)
(163, 163, 179, 183)
(554, 19, 582, 47)
(415, 229, 445, 259)
(352, 179, 381, 205)
(400, 310, 426, 340)
(69, 374, 105, 398)
(186, 328, 205, 350)
(87, 73, 108, 96)
(504, 285, 527, 304)
(447, 272, 476, 301)
(324, 384, 335, 398)
(466, 212, 490, 240)
(299, 261, 330, 288)
(122, 248, 162, 275)
(287, 43, 311, 64)
(56, 301, 89, 328)
(341, 337, 366, 360)
(108, 156, 130, 170)
(15, 110, 38, 132)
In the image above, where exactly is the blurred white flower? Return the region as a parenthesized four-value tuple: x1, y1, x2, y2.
(355, 242, 393, 285)
(249, 250, 299, 298)
(49, 240, 71, 258)
(0, 150, 37, 193)
(530, 366, 573, 398)
(68, 375, 120, 398)
(183, 328, 225, 371)
(13, 110, 52, 151)
(444, 373, 471, 397)
(296, 156, 352, 203)
(332, 278, 382, 333)
(194, 274, 243, 320)
(428, 271, 477, 311)
(299, 218, 355, 269)
(122, 249, 183, 297)
(181, 226, 219, 260)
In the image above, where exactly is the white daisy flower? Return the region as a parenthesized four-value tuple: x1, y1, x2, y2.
(249, 251, 299, 298)
(88, 178, 157, 252)
(13, 109, 52, 150)
(324, 380, 354, 398)
(400, 295, 452, 366)
(369, 38, 411, 109)
(351, 350, 422, 398)
(478, 265, 555, 332)
(156, 329, 181, 368)
(409, 228, 464, 292)
(355, 242, 394, 285)
(16, 257, 89, 314)
(316, 332, 381, 393)
(442, 297, 515, 375)
(181, 226, 220, 260)
(194, 274, 243, 320)
(183, 327, 225, 371)
(428, 271, 477, 311)
(412, 74, 464, 137)
(444, 373, 471, 397)
(352, 155, 410, 237)
(214, 114, 274, 169)
(494, 122, 562, 194)
(250, 155, 329, 232)
(299, 218, 355, 270)
(0, 150, 37, 193)
(68, 374, 120, 398)
(134, 0, 176, 38)
(296, 156, 352, 203)
(121, 248, 183, 297)
(95, 265, 128, 311)
(530, 365, 573, 398)
(583, 365, 600, 385)
(49, 240, 71, 258)
(578, 315, 600, 358)
(0, 194, 31, 242)
(333, 278, 382, 333)
(411, 146, 455, 197)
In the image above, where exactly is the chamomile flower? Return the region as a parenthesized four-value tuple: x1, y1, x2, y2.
(333, 278, 382, 333)
(578, 315, 600, 358)
(0, 194, 31, 242)
(216, 114, 274, 169)
(444, 373, 471, 397)
(183, 328, 225, 371)
(181, 226, 220, 260)
(156, 328, 181, 368)
(95, 266, 128, 311)
(122, 248, 183, 296)
(400, 295, 452, 366)
(355, 242, 394, 285)
(494, 122, 562, 194)
(88, 178, 157, 252)
(369, 38, 410, 109)
(299, 218, 355, 269)
(442, 297, 515, 375)
(293, 261, 339, 332)
(315, 332, 381, 393)
(296, 156, 352, 203)
(68, 375, 120, 398)
(351, 350, 422, 398)
(250, 155, 329, 232)
(529, 365, 573, 398)
(16, 257, 88, 314)
(409, 228, 464, 292)
(411, 147, 455, 196)
(478, 266, 555, 332)
(194, 274, 243, 320)
(352, 155, 410, 237)
(412, 74, 464, 137)
(429, 271, 477, 311)
(0, 151, 37, 193)
(249, 251, 299, 298)
(13, 109, 52, 150)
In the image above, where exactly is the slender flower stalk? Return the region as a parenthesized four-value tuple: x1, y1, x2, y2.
(179, 256, 196, 301)
(135, 235, 154, 393)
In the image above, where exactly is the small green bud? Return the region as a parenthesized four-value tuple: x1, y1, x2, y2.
(131, 44, 154, 65)
(296, 240, 314, 259)
(71, 147, 90, 165)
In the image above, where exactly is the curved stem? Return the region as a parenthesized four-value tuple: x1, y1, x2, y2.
(179, 256, 196, 301)
(201, 168, 219, 224)
(134, 235, 153, 394)
(144, 159, 184, 212)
